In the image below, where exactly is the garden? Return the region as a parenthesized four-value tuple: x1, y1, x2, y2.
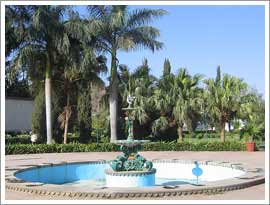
(5, 5, 265, 154)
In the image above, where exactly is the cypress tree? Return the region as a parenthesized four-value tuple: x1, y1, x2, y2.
(163, 58, 171, 76)
(77, 83, 92, 143)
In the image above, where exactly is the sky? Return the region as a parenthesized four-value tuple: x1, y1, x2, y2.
(75, 5, 265, 95)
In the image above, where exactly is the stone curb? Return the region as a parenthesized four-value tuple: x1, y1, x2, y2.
(6, 177, 265, 199)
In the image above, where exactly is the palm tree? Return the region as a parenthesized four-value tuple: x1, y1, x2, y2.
(57, 52, 107, 144)
(119, 59, 157, 124)
(172, 69, 202, 142)
(151, 61, 202, 141)
(5, 6, 35, 57)
(204, 66, 248, 142)
(55, 11, 108, 144)
(86, 6, 167, 142)
(150, 59, 175, 139)
(238, 89, 265, 141)
(9, 6, 71, 144)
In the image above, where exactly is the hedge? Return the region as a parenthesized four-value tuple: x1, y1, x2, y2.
(5, 134, 80, 144)
(5, 134, 31, 144)
(5, 141, 246, 155)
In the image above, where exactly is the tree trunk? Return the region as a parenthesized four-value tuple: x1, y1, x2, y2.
(45, 54, 52, 144)
(177, 126, 183, 142)
(220, 121, 225, 142)
(63, 93, 70, 144)
(109, 51, 118, 142)
(45, 77, 52, 144)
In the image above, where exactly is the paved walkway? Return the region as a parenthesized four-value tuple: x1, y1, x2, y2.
(5, 151, 265, 200)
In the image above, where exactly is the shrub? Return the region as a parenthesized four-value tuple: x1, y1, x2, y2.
(6, 141, 246, 155)
(5, 134, 31, 144)
(6, 133, 82, 145)
(142, 141, 245, 151)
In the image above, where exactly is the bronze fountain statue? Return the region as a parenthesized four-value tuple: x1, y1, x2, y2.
(109, 95, 153, 172)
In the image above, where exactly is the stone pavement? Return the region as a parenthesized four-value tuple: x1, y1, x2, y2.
(5, 151, 266, 200)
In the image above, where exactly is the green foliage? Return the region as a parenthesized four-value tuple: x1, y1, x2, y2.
(6, 143, 120, 154)
(151, 67, 203, 140)
(163, 58, 171, 76)
(240, 121, 264, 142)
(142, 141, 246, 151)
(5, 134, 31, 144)
(87, 6, 167, 141)
(31, 89, 46, 142)
(239, 91, 265, 142)
(118, 59, 158, 139)
(6, 140, 246, 155)
(91, 109, 110, 143)
(31, 87, 63, 143)
(204, 66, 249, 141)
(5, 6, 35, 57)
(77, 84, 92, 143)
(5, 72, 31, 98)
(5, 133, 81, 145)
(151, 116, 169, 136)
(5, 5, 265, 145)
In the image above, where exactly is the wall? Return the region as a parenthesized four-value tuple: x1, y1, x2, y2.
(5, 98, 34, 132)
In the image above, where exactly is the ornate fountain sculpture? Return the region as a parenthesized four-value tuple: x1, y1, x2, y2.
(105, 95, 156, 187)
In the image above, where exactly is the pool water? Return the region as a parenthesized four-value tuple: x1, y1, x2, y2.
(15, 161, 245, 188)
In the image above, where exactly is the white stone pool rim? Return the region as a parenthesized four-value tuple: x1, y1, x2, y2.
(6, 159, 265, 199)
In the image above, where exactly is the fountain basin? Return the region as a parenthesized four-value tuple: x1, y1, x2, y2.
(14, 160, 247, 187)
(105, 168, 156, 187)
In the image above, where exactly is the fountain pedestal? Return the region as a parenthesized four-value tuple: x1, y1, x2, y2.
(105, 169, 156, 187)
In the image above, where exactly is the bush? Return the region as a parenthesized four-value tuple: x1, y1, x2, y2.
(142, 141, 245, 151)
(67, 133, 80, 143)
(5, 143, 120, 154)
(5, 134, 31, 144)
(6, 133, 86, 145)
(6, 140, 246, 155)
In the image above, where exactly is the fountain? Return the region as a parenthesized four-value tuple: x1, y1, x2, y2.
(105, 95, 156, 187)
(12, 95, 258, 197)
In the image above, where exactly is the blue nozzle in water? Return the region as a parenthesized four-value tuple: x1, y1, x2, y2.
(192, 161, 203, 185)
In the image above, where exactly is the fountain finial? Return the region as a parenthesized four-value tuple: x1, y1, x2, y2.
(127, 95, 135, 107)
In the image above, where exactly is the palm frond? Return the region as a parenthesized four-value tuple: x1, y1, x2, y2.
(127, 9, 167, 28)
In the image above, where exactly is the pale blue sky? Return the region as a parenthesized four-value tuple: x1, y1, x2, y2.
(75, 5, 265, 95)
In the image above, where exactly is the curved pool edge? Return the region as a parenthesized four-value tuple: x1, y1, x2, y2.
(6, 176, 265, 199)
(5, 159, 265, 199)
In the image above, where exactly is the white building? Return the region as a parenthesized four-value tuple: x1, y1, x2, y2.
(5, 97, 34, 132)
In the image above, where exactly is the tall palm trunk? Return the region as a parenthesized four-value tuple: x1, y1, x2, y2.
(63, 93, 70, 144)
(109, 50, 118, 142)
(177, 126, 183, 142)
(220, 121, 225, 142)
(45, 57, 52, 144)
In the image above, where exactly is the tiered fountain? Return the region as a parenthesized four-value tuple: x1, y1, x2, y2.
(105, 95, 156, 187)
